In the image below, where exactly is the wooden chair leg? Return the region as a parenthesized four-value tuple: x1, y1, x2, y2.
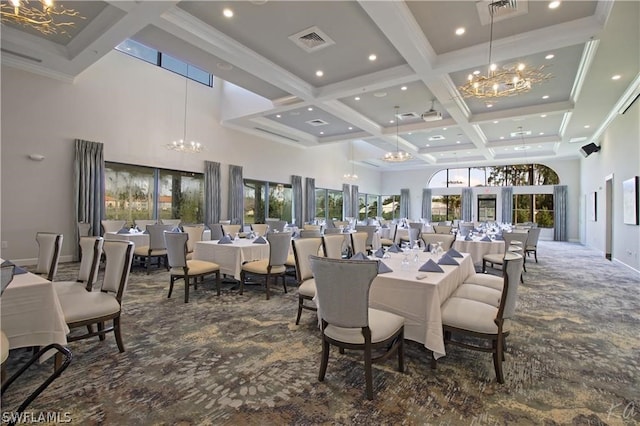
(114, 317, 125, 353)
(97, 322, 105, 341)
(364, 346, 373, 400)
(295, 297, 304, 325)
(493, 337, 505, 384)
(168, 275, 175, 298)
(265, 273, 271, 300)
(239, 271, 245, 295)
(184, 275, 190, 303)
(318, 338, 330, 381)
(216, 271, 221, 296)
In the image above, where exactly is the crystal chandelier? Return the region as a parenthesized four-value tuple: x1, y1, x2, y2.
(343, 141, 358, 180)
(0, 0, 84, 36)
(167, 79, 204, 154)
(382, 106, 412, 163)
(458, 0, 551, 100)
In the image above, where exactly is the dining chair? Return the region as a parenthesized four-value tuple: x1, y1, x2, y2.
(165, 231, 221, 303)
(160, 218, 181, 227)
(322, 234, 346, 259)
(270, 220, 287, 233)
(322, 228, 341, 235)
(34, 232, 63, 281)
(291, 237, 322, 325)
(221, 224, 242, 238)
(100, 220, 126, 235)
(134, 219, 157, 230)
(380, 223, 398, 247)
(355, 225, 377, 253)
(133, 224, 173, 274)
(300, 229, 322, 238)
(309, 255, 405, 400)
(458, 223, 475, 237)
(77, 222, 92, 260)
(350, 232, 368, 256)
(421, 233, 455, 251)
(525, 227, 542, 263)
(57, 240, 134, 353)
(483, 232, 528, 275)
(208, 223, 225, 240)
(250, 223, 269, 236)
(240, 232, 291, 300)
(54, 236, 104, 295)
(433, 254, 524, 383)
(182, 224, 206, 260)
(434, 225, 453, 234)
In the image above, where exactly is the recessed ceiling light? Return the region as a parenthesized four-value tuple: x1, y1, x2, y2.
(486, 103, 493, 108)
(369, 54, 377, 61)
(348, 127, 353, 130)
(407, 132, 412, 135)
(545, 54, 555, 60)
(315, 70, 324, 77)
(373, 92, 387, 98)
(389, 120, 394, 124)
(584, 125, 590, 128)
(541, 114, 547, 118)
(276, 114, 281, 118)
(307, 107, 313, 111)
(500, 136, 505, 140)
(443, 127, 448, 131)
(612, 74, 621, 80)
(354, 96, 360, 101)
(455, 27, 465, 36)
(549, 1, 561, 9)
(473, 70, 480, 75)
(456, 141, 461, 144)
(542, 95, 549, 99)
(425, 144, 430, 147)
(401, 86, 407, 91)
(320, 131, 324, 135)
(493, 120, 499, 124)
(223, 8, 233, 18)
(539, 132, 545, 135)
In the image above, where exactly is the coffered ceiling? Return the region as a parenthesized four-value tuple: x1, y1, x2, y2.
(2, 0, 638, 171)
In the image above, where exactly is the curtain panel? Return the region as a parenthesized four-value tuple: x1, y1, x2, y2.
(400, 188, 410, 219)
(342, 184, 351, 218)
(304, 177, 316, 223)
(422, 188, 432, 222)
(461, 188, 473, 222)
(204, 161, 221, 226)
(554, 185, 568, 241)
(292, 175, 302, 226)
(501, 187, 513, 224)
(228, 165, 244, 226)
(351, 185, 359, 221)
(74, 139, 104, 260)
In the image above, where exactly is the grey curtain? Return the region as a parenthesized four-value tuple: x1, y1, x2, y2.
(228, 165, 243, 226)
(461, 187, 473, 222)
(342, 183, 351, 218)
(304, 177, 316, 223)
(204, 161, 221, 226)
(554, 185, 568, 241)
(351, 185, 359, 221)
(501, 187, 513, 224)
(422, 188, 432, 221)
(400, 188, 410, 219)
(74, 139, 104, 260)
(292, 175, 302, 226)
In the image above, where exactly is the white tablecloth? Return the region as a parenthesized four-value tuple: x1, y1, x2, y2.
(105, 229, 211, 248)
(368, 251, 475, 359)
(1, 260, 69, 360)
(194, 239, 271, 280)
(453, 237, 504, 264)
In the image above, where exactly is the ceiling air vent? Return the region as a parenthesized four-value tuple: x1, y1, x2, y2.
(289, 26, 335, 53)
(306, 119, 329, 127)
(396, 112, 420, 120)
(428, 135, 445, 141)
(254, 127, 299, 142)
(510, 129, 531, 137)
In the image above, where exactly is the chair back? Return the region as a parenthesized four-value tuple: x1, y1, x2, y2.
(292, 237, 322, 283)
(77, 222, 92, 237)
(408, 227, 420, 248)
(499, 254, 524, 320)
(77, 237, 104, 287)
(250, 223, 269, 236)
(332, 220, 349, 229)
(164, 232, 188, 269)
(209, 224, 225, 240)
(421, 233, 455, 250)
(101, 220, 126, 234)
(134, 219, 157, 230)
(182, 225, 205, 253)
(160, 219, 181, 227)
(503, 232, 527, 253)
(350, 232, 368, 255)
(309, 256, 378, 328)
(459, 223, 474, 237)
(35, 232, 63, 280)
(101, 240, 134, 301)
(221, 224, 242, 237)
(322, 234, 345, 259)
(303, 224, 322, 231)
(300, 229, 322, 238)
(526, 227, 541, 248)
(270, 220, 287, 233)
(147, 224, 174, 250)
(322, 228, 342, 235)
(267, 232, 291, 267)
(355, 226, 377, 247)
(434, 225, 452, 234)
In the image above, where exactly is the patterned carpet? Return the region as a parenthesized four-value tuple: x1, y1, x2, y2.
(2, 241, 639, 425)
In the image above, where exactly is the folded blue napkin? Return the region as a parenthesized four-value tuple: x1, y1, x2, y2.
(253, 236, 267, 244)
(381, 224, 389, 229)
(464, 235, 472, 241)
(350, 252, 368, 260)
(374, 247, 385, 258)
(377, 260, 392, 274)
(418, 259, 443, 273)
(494, 233, 504, 240)
(1, 260, 27, 275)
(172, 227, 182, 232)
(480, 236, 492, 242)
(218, 235, 233, 244)
(446, 248, 463, 258)
(387, 243, 402, 253)
(116, 228, 130, 234)
(438, 253, 459, 265)
(423, 243, 431, 252)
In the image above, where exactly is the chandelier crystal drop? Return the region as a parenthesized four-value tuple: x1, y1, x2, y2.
(0, 0, 84, 36)
(382, 106, 412, 163)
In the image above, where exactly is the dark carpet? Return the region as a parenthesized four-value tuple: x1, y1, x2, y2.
(2, 241, 639, 425)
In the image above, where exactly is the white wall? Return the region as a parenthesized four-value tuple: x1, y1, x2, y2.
(0, 51, 380, 262)
(581, 99, 640, 272)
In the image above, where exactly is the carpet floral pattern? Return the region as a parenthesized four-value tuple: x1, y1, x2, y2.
(2, 241, 638, 425)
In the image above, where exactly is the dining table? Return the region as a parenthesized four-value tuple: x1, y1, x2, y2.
(367, 250, 475, 359)
(453, 235, 505, 265)
(0, 259, 69, 361)
(105, 229, 212, 247)
(193, 238, 271, 280)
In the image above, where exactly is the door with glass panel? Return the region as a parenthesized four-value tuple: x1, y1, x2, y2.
(477, 195, 496, 222)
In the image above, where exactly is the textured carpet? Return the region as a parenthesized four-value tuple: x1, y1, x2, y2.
(2, 241, 639, 425)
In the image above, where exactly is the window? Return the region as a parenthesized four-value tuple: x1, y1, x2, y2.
(314, 188, 343, 221)
(105, 163, 203, 224)
(431, 195, 461, 222)
(243, 180, 292, 224)
(380, 195, 401, 220)
(357, 194, 379, 221)
(513, 194, 554, 228)
(429, 164, 559, 188)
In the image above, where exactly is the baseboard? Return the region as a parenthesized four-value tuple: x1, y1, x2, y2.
(10, 255, 75, 267)
(612, 258, 640, 274)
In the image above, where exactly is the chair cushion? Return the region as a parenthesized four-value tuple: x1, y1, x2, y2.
(463, 273, 503, 291)
(452, 284, 502, 307)
(59, 292, 121, 324)
(285, 254, 296, 267)
(298, 278, 316, 298)
(241, 259, 286, 275)
(171, 260, 219, 276)
(380, 238, 394, 246)
(133, 246, 167, 257)
(54, 281, 88, 296)
(324, 308, 404, 344)
(186, 252, 193, 260)
(483, 253, 504, 264)
(441, 297, 510, 334)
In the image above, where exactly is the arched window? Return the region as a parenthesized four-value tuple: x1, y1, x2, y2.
(427, 163, 559, 188)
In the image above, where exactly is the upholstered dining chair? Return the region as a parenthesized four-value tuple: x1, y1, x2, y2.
(57, 240, 134, 353)
(309, 255, 405, 400)
(355, 225, 377, 253)
(133, 224, 173, 274)
(482, 232, 528, 275)
(55, 236, 104, 295)
(182, 224, 206, 260)
(524, 227, 542, 263)
(380, 223, 398, 247)
(322, 227, 342, 235)
(433, 254, 524, 384)
(421, 233, 455, 251)
(208, 223, 225, 241)
(165, 231, 221, 303)
(300, 229, 322, 238)
(160, 218, 181, 227)
(100, 220, 126, 235)
(322, 234, 346, 259)
(221, 224, 242, 238)
(434, 225, 453, 234)
(240, 232, 291, 300)
(350, 232, 368, 256)
(291, 237, 322, 325)
(77, 222, 92, 260)
(34, 232, 63, 281)
(250, 223, 269, 236)
(134, 219, 157, 230)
